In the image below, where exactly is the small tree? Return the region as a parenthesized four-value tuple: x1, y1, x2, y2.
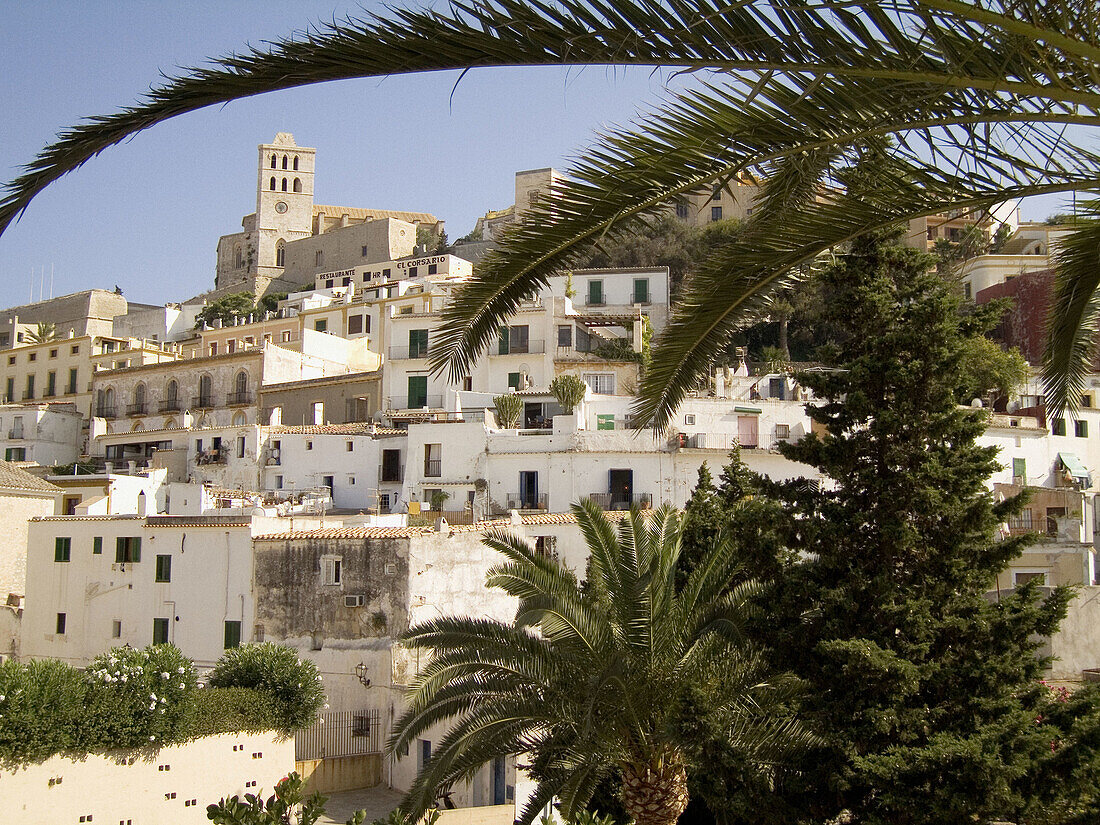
(429, 489, 451, 512)
(549, 374, 587, 414)
(195, 292, 256, 329)
(493, 393, 523, 429)
(208, 643, 325, 732)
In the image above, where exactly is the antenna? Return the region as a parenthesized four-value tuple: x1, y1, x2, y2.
(49, 264, 54, 299)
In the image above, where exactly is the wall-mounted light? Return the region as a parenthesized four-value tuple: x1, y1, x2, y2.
(354, 662, 371, 687)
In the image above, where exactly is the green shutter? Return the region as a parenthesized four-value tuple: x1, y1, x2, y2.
(588, 280, 603, 305)
(115, 537, 125, 563)
(1012, 458, 1026, 479)
(408, 375, 427, 408)
(152, 617, 169, 645)
(508, 372, 521, 390)
(155, 554, 171, 583)
(224, 620, 242, 649)
(54, 537, 70, 562)
(633, 278, 649, 303)
(131, 537, 141, 563)
(498, 327, 509, 355)
(92, 536, 102, 555)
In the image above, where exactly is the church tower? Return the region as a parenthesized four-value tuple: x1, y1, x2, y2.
(255, 133, 316, 289)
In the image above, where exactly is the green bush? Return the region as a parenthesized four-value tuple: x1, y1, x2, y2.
(184, 686, 281, 739)
(208, 643, 325, 732)
(82, 644, 197, 750)
(0, 658, 87, 765)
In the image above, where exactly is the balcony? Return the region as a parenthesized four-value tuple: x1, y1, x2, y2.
(423, 459, 442, 478)
(589, 492, 652, 511)
(494, 339, 546, 356)
(378, 464, 405, 484)
(125, 402, 147, 417)
(631, 294, 651, 305)
(388, 395, 443, 410)
(21, 392, 34, 401)
(158, 399, 181, 413)
(388, 345, 431, 360)
(506, 492, 548, 511)
(42, 390, 56, 399)
(191, 395, 215, 410)
(226, 391, 253, 406)
(196, 448, 228, 465)
(7, 430, 23, 440)
(96, 406, 117, 419)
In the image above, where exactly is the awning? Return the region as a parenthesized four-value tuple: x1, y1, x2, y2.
(1058, 452, 1091, 487)
(733, 406, 762, 415)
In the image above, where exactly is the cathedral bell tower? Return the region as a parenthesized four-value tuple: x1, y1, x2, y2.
(255, 133, 316, 281)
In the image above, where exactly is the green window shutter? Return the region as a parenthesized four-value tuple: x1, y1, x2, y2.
(508, 372, 521, 390)
(155, 554, 171, 583)
(498, 327, 509, 355)
(224, 620, 242, 649)
(1012, 458, 1026, 479)
(92, 536, 102, 555)
(588, 280, 603, 305)
(152, 617, 169, 645)
(54, 537, 70, 562)
(115, 537, 125, 563)
(633, 278, 649, 303)
(408, 375, 428, 408)
(131, 537, 141, 563)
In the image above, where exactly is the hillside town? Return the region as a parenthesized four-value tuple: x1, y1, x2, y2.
(1, 132, 1097, 824)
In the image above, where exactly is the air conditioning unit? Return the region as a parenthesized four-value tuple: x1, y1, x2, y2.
(111, 563, 127, 572)
(344, 594, 366, 608)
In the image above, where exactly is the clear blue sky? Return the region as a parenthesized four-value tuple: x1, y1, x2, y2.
(0, 2, 1072, 307)
(0, 1, 674, 305)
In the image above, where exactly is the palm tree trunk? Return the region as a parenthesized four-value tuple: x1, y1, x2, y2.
(620, 754, 689, 825)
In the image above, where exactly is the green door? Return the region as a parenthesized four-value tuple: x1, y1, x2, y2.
(408, 375, 428, 408)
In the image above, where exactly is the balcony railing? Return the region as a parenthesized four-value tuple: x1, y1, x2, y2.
(388, 395, 443, 410)
(226, 391, 253, 406)
(423, 459, 442, 478)
(158, 399, 181, 413)
(7, 430, 23, 440)
(494, 339, 546, 356)
(42, 390, 56, 399)
(126, 402, 147, 417)
(506, 492, 548, 511)
(589, 492, 653, 511)
(21, 392, 34, 401)
(196, 449, 228, 465)
(96, 406, 117, 419)
(378, 464, 405, 484)
(388, 345, 432, 360)
(191, 395, 215, 410)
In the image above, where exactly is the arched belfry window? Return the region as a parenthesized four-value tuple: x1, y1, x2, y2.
(270, 154, 276, 169)
(234, 246, 243, 269)
(275, 241, 286, 267)
(269, 177, 276, 191)
(281, 178, 288, 192)
(293, 156, 299, 171)
(293, 178, 302, 193)
(282, 154, 288, 170)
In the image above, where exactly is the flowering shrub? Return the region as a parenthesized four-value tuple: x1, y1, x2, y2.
(83, 644, 196, 749)
(208, 643, 326, 732)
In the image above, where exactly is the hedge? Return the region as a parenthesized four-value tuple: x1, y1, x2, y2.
(0, 643, 325, 767)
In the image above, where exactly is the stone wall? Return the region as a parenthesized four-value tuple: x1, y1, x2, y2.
(0, 731, 293, 825)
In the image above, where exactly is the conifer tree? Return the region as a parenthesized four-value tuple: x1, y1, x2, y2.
(681, 229, 1099, 824)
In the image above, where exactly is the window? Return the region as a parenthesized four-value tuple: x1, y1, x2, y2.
(93, 537, 102, 555)
(67, 368, 78, 394)
(346, 440, 354, 452)
(675, 202, 689, 219)
(269, 176, 276, 191)
(408, 375, 428, 408)
(315, 250, 324, 267)
(315, 319, 328, 333)
(587, 279, 604, 306)
(198, 374, 212, 406)
(776, 423, 791, 441)
(153, 618, 169, 645)
(224, 621, 242, 649)
(505, 325, 529, 354)
(409, 329, 429, 358)
(275, 242, 285, 266)
(557, 325, 572, 347)
(155, 554, 172, 582)
(408, 267, 418, 278)
(428, 263, 438, 275)
(209, 342, 218, 357)
(1053, 418, 1066, 436)
(508, 372, 521, 390)
(361, 245, 370, 257)
(379, 493, 391, 512)
(54, 537, 71, 562)
(4, 448, 25, 461)
(424, 443, 442, 477)
(711, 187, 722, 201)
(112, 620, 122, 638)
(293, 178, 302, 193)
(312, 400, 324, 425)
(24, 374, 34, 400)
(49, 348, 57, 359)
(322, 556, 343, 585)
(462, 376, 473, 392)
(1083, 394, 1093, 408)
(633, 278, 649, 304)
(711, 206, 723, 221)
(115, 537, 142, 564)
(293, 155, 299, 171)
(1012, 458, 1026, 480)
(56, 613, 67, 635)
(306, 440, 314, 451)
(28, 352, 36, 362)
(4, 377, 12, 402)
(583, 373, 615, 395)
(237, 436, 246, 459)
(1014, 571, 1048, 587)
(274, 475, 283, 489)
(418, 739, 432, 772)
(684, 414, 696, 425)
(1076, 420, 1088, 438)
(281, 178, 288, 192)
(227, 340, 236, 354)
(347, 314, 363, 334)
(963, 282, 972, 300)
(381, 449, 402, 482)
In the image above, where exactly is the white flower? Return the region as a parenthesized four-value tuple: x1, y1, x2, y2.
(178, 683, 185, 689)
(161, 672, 170, 679)
(177, 667, 185, 674)
(149, 735, 156, 741)
(120, 675, 128, 682)
(197, 683, 205, 689)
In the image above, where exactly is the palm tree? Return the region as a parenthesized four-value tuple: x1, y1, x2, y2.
(2, 1, 1098, 422)
(389, 500, 811, 825)
(26, 322, 59, 343)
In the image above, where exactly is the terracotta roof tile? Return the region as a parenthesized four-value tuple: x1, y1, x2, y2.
(0, 461, 63, 494)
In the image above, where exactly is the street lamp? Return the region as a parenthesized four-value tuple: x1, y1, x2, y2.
(354, 662, 371, 687)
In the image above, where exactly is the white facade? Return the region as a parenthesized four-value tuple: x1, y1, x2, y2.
(0, 402, 82, 466)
